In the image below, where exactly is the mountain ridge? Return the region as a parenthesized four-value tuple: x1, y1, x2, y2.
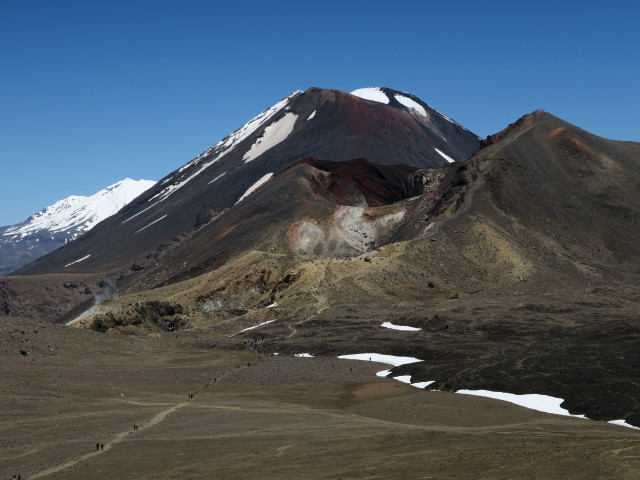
(0, 178, 155, 276)
(11, 86, 480, 277)
(3, 94, 640, 427)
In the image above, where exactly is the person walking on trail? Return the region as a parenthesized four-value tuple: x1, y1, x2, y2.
(100, 444, 104, 451)
(96, 443, 100, 451)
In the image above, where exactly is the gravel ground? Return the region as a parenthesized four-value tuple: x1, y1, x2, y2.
(2, 318, 639, 480)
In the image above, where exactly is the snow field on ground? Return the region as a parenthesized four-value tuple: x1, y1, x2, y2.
(339, 353, 639, 428)
(456, 389, 586, 418)
(607, 419, 640, 430)
(392, 375, 435, 389)
(381, 322, 421, 331)
(338, 354, 433, 390)
(337, 353, 423, 366)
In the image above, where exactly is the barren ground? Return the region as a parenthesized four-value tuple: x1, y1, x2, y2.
(2, 318, 639, 480)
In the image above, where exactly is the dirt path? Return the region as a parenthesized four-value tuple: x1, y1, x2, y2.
(28, 360, 248, 479)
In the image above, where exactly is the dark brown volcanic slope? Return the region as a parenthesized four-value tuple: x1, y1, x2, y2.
(100, 158, 421, 292)
(3, 108, 640, 427)
(377, 111, 640, 425)
(12, 87, 479, 277)
(75, 110, 639, 426)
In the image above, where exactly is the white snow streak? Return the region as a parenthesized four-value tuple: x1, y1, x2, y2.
(235, 173, 274, 204)
(243, 112, 298, 163)
(135, 215, 167, 234)
(394, 94, 427, 117)
(350, 88, 390, 104)
(64, 254, 91, 268)
(240, 319, 277, 332)
(307, 110, 316, 121)
(265, 302, 279, 308)
(295, 353, 314, 358)
(207, 172, 226, 185)
(435, 147, 455, 163)
(381, 322, 421, 331)
(121, 201, 160, 224)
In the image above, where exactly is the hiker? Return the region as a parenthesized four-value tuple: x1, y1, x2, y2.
(96, 443, 100, 451)
(100, 444, 104, 451)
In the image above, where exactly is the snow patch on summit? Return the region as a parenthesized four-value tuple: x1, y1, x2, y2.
(351, 88, 390, 104)
(394, 94, 427, 117)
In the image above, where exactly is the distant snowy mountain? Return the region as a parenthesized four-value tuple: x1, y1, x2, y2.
(0, 178, 155, 275)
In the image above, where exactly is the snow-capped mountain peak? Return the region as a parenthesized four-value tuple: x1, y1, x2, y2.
(351, 87, 478, 138)
(3, 178, 156, 240)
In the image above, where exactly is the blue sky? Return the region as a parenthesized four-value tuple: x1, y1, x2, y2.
(1, 0, 638, 225)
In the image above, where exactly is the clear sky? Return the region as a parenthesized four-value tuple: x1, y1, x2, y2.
(1, 0, 638, 226)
